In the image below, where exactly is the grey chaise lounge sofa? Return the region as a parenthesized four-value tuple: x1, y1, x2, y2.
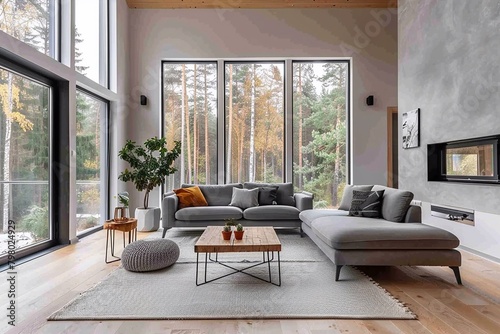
(299, 185, 462, 284)
(162, 182, 313, 238)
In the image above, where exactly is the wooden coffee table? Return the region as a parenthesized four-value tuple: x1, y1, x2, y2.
(194, 226, 281, 286)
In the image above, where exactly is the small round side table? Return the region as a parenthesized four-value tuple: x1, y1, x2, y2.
(104, 218, 138, 264)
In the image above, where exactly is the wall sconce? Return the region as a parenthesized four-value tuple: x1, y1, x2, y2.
(140, 95, 148, 106)
(366, 95, 374, 106)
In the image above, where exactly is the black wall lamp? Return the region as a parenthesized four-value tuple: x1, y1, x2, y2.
(140, 95, 148, 106)
(366, 95, 374, 106)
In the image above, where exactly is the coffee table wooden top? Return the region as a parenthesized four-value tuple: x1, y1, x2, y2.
(195, 226, 281, 253)
(103, 218, 137, 232)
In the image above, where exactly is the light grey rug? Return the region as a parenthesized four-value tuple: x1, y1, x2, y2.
(49, 230, 416, 320)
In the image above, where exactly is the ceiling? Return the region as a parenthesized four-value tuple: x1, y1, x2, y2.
(126, 0, 397, 9)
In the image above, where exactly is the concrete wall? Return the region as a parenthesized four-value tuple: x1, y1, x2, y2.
(398, 0, 500, 259)
(126, 8, 398, 209)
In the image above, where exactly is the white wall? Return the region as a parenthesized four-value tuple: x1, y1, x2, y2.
(126, 8, 398, 209)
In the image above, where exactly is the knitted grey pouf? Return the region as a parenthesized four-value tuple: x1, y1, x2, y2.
(122, 239, 180, 272)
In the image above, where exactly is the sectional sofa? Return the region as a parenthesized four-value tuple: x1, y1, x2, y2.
(300, 185, 462, 284)
(161, 182, 313, 238)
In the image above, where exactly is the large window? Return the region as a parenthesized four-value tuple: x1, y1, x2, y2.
(162, 62, 218, 190)
(293, 61, 349, 208)
(74, 0, 108, 86)
(0, 66, 51, 257)
(76, 90, 108, 234)
(225, 62, 284, 183)
(162, 59, 350, 206)
(0, 0, 58, 58)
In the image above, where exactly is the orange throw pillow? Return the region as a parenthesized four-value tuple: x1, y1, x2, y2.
(174, 186, 208, 209)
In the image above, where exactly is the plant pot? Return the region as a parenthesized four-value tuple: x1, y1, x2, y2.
(114, 206, 129, 222)
(234, 231, 244, 240)
(135, 207, 161, 232)
(221, 231, 232, 240)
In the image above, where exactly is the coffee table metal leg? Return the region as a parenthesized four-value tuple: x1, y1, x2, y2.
(267, 251, 272, 282)
(105, 229, 121, 264)
(204, 253, 208, 283)
(196, 252, 200, 286)
(277, 251, 281, 286)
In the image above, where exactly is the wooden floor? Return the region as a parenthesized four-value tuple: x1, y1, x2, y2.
(2, 229, 500, 334)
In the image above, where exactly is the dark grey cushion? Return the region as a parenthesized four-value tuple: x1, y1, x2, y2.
(182, 183, 242, 206)
(299, 209, 349, 228)
(175, 206, 243, 221)
(122, 239, 180, 272)
(349, 190, 384, 218)
(372, 185, 414, 222)
(258, 186, 279, 205)
(229, 188, 259, 209)
(243, 205, 300, 220)
(311, 216, 460, 250)
(244, 182, 295, 206)
(338, 185, 373, 210)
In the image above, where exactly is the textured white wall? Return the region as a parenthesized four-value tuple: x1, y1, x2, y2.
(126, 8, 398, 209)
(399, 0, 500, 259)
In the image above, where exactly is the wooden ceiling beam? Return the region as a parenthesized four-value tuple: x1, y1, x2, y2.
(126, 0, 397, 9)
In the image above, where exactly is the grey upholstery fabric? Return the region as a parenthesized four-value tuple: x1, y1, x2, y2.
(244, 182, 295, 206)
(338, 185, 373, 211)
(299, 209, 349, 228)
(404, 205, 422, 223)
(243, 205, 300, 220)
(182, 183, 242, 206)
(258, 186, 279, 205)
(372, 185, 414, 222)
(295, 192, 314, 212)
(122, 239, 180, 272)
(311, 216, 460, 250)
(229, 188, 259, 209)
(175, 206, 243, 221)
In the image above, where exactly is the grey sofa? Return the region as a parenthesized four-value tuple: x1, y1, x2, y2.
(161, 183, 313, 238)
(299, 185, 462, 284)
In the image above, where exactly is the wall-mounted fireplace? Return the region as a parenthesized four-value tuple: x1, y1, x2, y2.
(428, 135, 500, 184)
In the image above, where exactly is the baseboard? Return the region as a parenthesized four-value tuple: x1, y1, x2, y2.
(458, 245, 500, 264)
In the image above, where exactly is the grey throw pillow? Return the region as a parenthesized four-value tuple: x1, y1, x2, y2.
(338, 185, 373, 210)
(258, 186, 279, 205)
(229, 188, 259, 209)
(349, 190, 385, 218)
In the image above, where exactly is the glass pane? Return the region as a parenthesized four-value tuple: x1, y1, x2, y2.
(75, 0, 106, 85)
(225, 62, 284, 183)
(163, 63, 218, 190)
(0, 66, 50, 254)
(0, 0, 57, 58)
(76, 91, 104, 233)
(446, 144, 494, 177)
(292, 62, 348, 208)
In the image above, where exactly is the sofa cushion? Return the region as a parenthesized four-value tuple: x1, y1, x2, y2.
(258, 186, 279, 205)
(311, 216, 460, 250)
(182, 183, 242, 206)
(244, 182, 295, 206)
(348, 190, 384, 218)
(338, 185, 373, 211)
(243, 206, 300, 220)
(229, 188, 259, 209)
(372, 185, 414, 222)
(299, 209, 349, 228)
(173, 186, 208, 209)
(175, 206, 243, 221)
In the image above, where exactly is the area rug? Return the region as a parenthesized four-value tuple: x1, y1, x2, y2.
(49, 230, 416, 320)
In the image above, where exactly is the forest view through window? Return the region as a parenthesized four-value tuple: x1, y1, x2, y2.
(225, 62, 284, 183)
(0, 67, 51, 256)
(293, 62, 348, 208)
(163, 62, 218, 190)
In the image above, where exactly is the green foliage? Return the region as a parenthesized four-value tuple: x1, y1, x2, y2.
(119, 137, 181, 209)
(117, 192, 129, 207)
(224, 218, 237, 226)
(223, 225, 231, 232)
(236, 223, 244, 232)
(19, 205, 49, 241)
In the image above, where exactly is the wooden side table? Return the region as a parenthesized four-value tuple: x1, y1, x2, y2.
(104, 218, 138, 263)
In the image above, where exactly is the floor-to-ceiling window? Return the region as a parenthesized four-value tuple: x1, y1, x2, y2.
(162, 59, 350, 207)
(0, 66, 52, 260)
(225, 62, 284, 184)
(76, 90, 108, 235)
(292, 61, 349, 208)
(162, 62, 218, 190)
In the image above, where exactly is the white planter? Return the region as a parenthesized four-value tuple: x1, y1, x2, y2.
(135, 207, 161, 232)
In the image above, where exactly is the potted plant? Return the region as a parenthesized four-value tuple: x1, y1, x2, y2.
(234, 223, 244, 240)
(222, 225, 232, 240)
(224, 218, 237, 227)
(113, 191, 130, 221)
(118, 137, 181, 231)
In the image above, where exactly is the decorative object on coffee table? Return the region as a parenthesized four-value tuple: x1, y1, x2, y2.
(402, 108, 420, 149)
(121, 239, 180, 272)
(118, 137, 181, 232)
(234, 223, 244, 240)
(221, 225, 232, 240)
(103, 218, 137, 264)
